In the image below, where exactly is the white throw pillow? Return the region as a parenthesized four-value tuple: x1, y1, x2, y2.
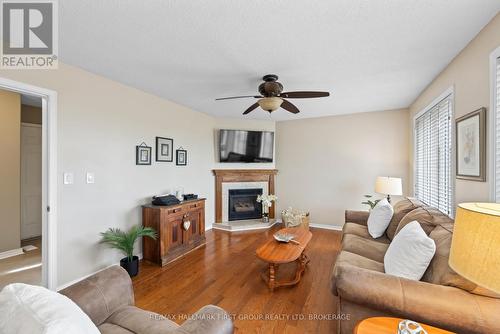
(384, 221, 436, 280)
(367, 198, 394, 238)
(0, 283, 100, 334)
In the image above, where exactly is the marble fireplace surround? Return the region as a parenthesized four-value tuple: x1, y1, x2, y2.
(212, 169, 277, 224)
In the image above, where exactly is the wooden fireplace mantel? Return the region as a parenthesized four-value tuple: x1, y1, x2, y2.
(213, 169, 278, 224)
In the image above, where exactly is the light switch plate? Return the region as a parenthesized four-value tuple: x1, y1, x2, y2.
(86, 172, 95, 184)
(63, 172, 74, 185)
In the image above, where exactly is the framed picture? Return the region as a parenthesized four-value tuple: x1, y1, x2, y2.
(156, 137, 173, 162)
(136, 144, 151, 165)
(456, 107, 486, 181)
(176, 148, 187, 166)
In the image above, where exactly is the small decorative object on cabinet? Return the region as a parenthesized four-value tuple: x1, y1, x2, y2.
(100, 225, 157, 277)
(135, 142, 151, 165)
(281, 207, 310, 229)
(156, 136, 173, 162)
(176, 147, 187, 166)
(456, 107, 486, 181)
(256, 194, 277, 223)
(142, 198, 206, 266)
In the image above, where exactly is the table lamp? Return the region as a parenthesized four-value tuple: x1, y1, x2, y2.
(374, 176, 402, 203)
(449, 203, 500, 293)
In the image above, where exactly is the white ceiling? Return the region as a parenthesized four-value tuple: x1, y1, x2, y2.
(60, 1, 500, 120)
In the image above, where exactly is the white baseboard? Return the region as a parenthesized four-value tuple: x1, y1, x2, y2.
(0, 248, 24, 260)
(57, 253, 144, 291)
(309, 223, 343, 231)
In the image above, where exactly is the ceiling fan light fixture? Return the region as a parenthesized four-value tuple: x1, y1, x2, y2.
(258, 97, 283, 112)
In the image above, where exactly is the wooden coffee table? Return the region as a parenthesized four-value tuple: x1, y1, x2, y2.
(355, 317, 454, 334)
(256, 227, 312, 291)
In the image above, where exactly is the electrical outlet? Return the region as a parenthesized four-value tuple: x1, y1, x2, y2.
(63, 172, 74, 185)
(86, 172, 95, 184)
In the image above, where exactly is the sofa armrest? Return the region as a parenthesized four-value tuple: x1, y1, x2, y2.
(335, 264, 500, 333)
(174, 305, 233, 334)
(60, 265, 134, 326)
(345, 210, 369, 225)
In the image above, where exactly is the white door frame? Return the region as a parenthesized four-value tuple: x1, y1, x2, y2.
(0, 77, 57, 290)
(489, 46, 500, 201)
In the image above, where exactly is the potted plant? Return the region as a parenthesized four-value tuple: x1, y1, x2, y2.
(100, 225, 157, 277)
(256, 194, 277, 223)
(362, 194, 381, 210)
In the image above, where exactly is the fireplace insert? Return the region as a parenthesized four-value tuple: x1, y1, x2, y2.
(228, 188, 263, 221)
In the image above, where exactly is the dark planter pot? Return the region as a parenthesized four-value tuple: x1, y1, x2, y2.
(120, 256, 139, 277)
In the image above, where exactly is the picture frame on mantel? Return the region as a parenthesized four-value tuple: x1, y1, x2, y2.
(456, 107, 486, 182)
(156, 137, 173, 162)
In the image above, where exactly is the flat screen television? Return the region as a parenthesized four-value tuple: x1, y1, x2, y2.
(219, 129, 274, 163)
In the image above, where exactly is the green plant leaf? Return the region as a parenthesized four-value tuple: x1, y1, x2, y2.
(100, 225, 157, 261)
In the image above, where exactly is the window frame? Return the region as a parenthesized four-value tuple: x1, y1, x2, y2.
(413, 86, 455, 216)
(489, 46, 500, 201)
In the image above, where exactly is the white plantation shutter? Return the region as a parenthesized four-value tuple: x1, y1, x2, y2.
(495, 58, 500, 202)
(415, 95, 453, 215)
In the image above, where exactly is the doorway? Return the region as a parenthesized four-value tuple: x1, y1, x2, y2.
(0, 77, 57, 290)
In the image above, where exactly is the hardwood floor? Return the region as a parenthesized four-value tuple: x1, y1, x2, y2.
(0, 237, 42, 289)
(133, 225, 341, 333)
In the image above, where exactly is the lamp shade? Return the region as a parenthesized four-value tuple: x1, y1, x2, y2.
(258, 97, 283, 112)
(374, 176, 402, 196)
(449, 203, 500, 293)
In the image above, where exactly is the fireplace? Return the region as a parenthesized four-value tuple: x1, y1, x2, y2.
(228, 188, 263, 221)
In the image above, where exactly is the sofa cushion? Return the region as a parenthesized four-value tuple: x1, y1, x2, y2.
(342, 223, 390, 244)
(332, 251, 384, 295)
(341, 234, 389, 263)
(0, 283, 100, 334)
(336, 251, 384, 272)
(395, 206, 453, 237)
(105, 306, 179, 334)
(386, 197, 426, 240)
(367, 198, 394, 238)
(384, 221, 436, 280)
(400, 207, 498, 297)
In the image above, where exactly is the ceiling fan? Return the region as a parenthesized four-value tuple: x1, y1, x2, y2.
(215, 74, 330, 115)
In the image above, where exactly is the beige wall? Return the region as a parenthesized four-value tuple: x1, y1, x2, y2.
(409, 13, 500, 206)
(0, 90, 21, 252)
(21, 105, 42, 124)
(276, 109, 410, 227)
(0, 63, 274, 286)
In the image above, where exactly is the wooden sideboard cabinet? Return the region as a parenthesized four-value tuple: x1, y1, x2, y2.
(142, 198, 206, 266)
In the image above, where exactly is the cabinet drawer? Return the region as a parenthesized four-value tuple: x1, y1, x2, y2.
(187, 201, 204, 210)
(165, 206, 184, 215)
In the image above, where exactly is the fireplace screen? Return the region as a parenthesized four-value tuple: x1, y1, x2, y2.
(228, 188, 263, 221)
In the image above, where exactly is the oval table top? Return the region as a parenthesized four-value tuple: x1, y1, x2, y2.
(355, 317, 455, 334)
(256, 227, 312, 264)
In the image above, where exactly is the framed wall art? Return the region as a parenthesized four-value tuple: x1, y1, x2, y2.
(136, 143, 151, 165)
(156, 137, 173, 162)
(456, 107, 486, 181)
(176, 148, 187, 166)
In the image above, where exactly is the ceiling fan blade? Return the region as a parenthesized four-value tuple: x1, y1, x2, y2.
(243, 102, 259, 115)
(279, 91, 330, 99)
(215, 95, 261, 101)
(281, 99, 300, 114)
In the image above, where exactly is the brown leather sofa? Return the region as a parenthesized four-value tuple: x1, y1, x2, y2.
(331, 198, 500, 334)
(60, 266, 233, 334)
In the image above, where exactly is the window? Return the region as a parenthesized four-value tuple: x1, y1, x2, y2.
(414, 93, 453, 215)
(494, 57, 500, 201)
